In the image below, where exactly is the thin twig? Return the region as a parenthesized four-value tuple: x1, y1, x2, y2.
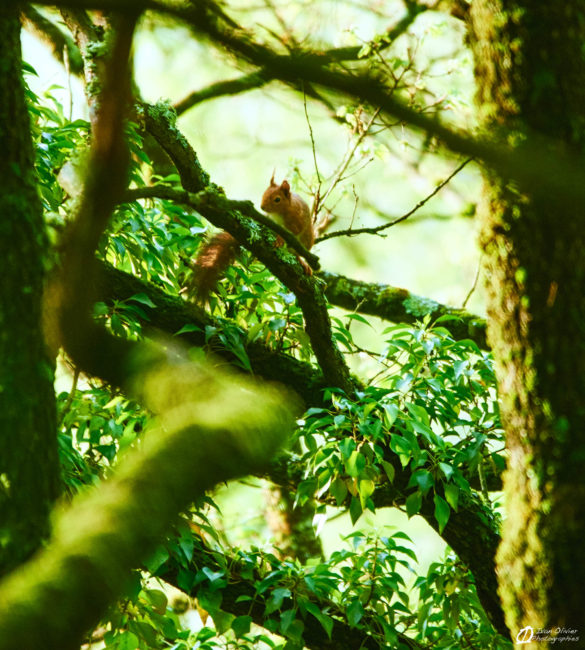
(303, 87, 321, 185)
(462, 253, 482, 309)
(317, 156, 473, 242)
(317, 108, 381, 215)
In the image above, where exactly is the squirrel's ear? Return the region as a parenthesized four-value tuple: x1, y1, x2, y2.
(281, 180, 291, 197)
(270, 170, 276, 186)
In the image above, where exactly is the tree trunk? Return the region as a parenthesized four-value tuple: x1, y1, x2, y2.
(0, 7, 60, 575)
(470, 1, 585, 639)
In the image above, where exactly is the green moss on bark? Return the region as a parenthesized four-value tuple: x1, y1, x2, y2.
(0, 7, 60, 576)
(470, 0, 585, 637)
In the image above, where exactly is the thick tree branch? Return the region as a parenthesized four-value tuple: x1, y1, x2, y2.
(0, 361, 294, 650)
(96, 261, 329, 406)
(159, 543, 427, 650)
(319, 271, 488, 350)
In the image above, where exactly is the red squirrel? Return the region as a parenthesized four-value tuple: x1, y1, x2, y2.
(191, 176, 314, 301)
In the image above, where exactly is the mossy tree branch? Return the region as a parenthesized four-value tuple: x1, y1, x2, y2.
(97, 261, 329, 406)
(0, 14, 295, 649)
(0, 362, 294, 650)
(319, 271, 488, 350)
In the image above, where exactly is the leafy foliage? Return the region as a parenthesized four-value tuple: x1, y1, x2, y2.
(23, 39, 510, 648)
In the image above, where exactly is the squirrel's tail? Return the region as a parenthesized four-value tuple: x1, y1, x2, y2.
(190, 231, 240, 302)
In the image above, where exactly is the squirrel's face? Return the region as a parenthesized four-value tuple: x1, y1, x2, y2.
(261, 177, 291, 215)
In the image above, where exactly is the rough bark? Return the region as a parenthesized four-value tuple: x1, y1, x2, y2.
(264, 485, 324, 563)
(0, 6, 60, 576)
(320, 271, 488, 350)
(469, 1, 585, 639)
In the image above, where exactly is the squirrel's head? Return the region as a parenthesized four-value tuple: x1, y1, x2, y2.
(261, 176, 291, 215)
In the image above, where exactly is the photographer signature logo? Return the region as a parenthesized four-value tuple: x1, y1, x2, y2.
(516, 625, 580, 644)
(517, 627, 534, 644)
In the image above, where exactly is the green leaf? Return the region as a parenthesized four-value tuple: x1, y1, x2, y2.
(129, 292, 157, 307)
(411, 469, 434, 495)
(405, 490, 422, 517)
(211, 609, 235, 635)
(349, 496, 363, 524)
(197, 588, 221, 615)
(434, 494, 451, 533)
(358, 479, 375, 508)
(345, 450, 366, 478)
(232, 615, 253, 638)
(444, 483, 459, 511)
(115, 631, 139, 650)
(266, 587, 291, 613)
(175, 323, 202, 335)
(438, 462, 454, 480)
(381, 460, 395, 483)
(303, 600, 334, 639)
(280, 608, 297, 634)
(330, 476, 348, 505)
(347, 599, 364, 627)
(382, 403, 399, 427)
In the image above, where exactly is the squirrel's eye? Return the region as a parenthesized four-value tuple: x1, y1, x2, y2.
(274, 197, 281, 203)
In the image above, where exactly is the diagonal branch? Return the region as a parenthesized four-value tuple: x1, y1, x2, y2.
(122, 185, 320, 269)
(140, 104, 355, 393)
(174, 69, 270, 114)
(318, 157, 474, 242)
